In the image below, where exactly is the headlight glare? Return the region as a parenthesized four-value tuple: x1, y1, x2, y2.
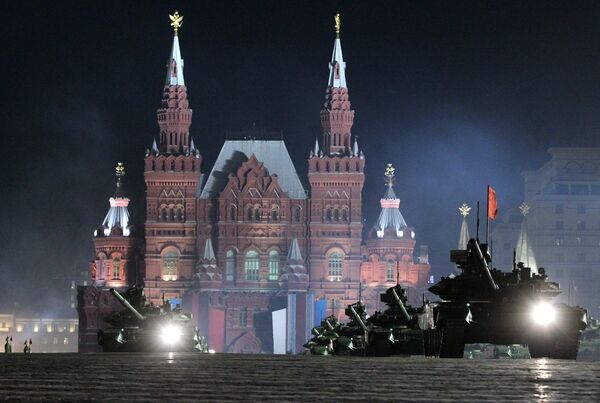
(161, 325, 182, 344)
(531, 302, 556, 326)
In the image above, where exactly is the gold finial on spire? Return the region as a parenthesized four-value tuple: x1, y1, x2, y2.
(169, 11, 184, 35)
(459, 203, 471, 217)
(384, 163, 395, 186)
(334, 13, 341, 37)
(519, 202, 530, 216)
(116, 162, 125, 178)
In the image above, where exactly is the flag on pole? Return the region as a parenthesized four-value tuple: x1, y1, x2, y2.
(488, 186, 498, 220)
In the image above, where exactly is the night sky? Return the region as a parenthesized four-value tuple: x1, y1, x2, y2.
(3, 1, 600, 311)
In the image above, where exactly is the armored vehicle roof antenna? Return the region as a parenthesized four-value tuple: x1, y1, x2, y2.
(476, 201, 480, 243)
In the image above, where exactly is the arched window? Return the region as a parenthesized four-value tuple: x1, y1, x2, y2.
(268, 250, 279, 281)
(341, 209, 348, 222)
(387, 261, 395, 282)
(161, 208, 167, 221)
(229, 206, 236, 221)
(335, 162, 340, 172)
(162, 252, 178, 279)
(246, 206, 253, 221)
(226, 250, 235, 281)
(239, 308, 248, 327)
(334, 209, 340, 222)
(254, 206, 261, 221)
(244, 250, 259, 280)
(170, 160, 175, 170)
(112, 257, 120, 280)
(177, 208, 184, 222)
(326, 208, 332, 222)
(328, 252, 343, 280)
(169, 208, 175, 221)
(271, 206, 279, 221)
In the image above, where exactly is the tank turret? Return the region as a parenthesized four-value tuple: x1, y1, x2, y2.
(98, 286, 208, 353)
(423, 238, 587, 359)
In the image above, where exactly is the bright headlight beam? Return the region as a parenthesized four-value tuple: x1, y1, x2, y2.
(531, 302, 556, 326)
(161, 325, 182, 344)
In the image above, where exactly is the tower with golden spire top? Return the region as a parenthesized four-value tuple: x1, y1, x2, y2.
(306, 15, 365, 317)
(143, 12, 202, 306)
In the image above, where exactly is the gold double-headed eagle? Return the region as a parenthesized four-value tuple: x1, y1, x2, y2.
(519, 202, 530, 216)
(170, 11, 184, 35)
(334, 13, 341, 35)
(459, 203, 471, 217)
(116, 162, 125, 177)
(384, 163, 395, 185)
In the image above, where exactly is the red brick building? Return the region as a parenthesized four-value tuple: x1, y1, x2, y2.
(78, 16, 430, 353)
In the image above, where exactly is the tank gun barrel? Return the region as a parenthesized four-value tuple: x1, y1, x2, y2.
(348, 305, 368, 332)
(473, 241, 499, 291)
(391, 288, 412, 321)
(110, 288, 145, 321)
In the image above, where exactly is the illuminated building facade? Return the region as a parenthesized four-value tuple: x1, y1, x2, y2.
(78, 13, 430, 353)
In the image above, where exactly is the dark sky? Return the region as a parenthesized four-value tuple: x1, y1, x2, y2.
(3, 1, 600, 309)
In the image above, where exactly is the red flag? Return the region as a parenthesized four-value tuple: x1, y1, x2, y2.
(488, 186, 498, 220)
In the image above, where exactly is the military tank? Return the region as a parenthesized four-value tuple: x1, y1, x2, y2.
(304, 284, 424, 356)
(422, 238, 587, 359)
(98, 287, 208, 352)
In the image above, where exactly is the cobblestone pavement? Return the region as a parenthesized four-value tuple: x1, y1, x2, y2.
(1, 353, 599, 401)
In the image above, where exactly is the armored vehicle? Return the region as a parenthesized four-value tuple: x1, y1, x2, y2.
(304, 284, 424, 356)
(98, 287, 207, 352)
(423, 239, 587, 359)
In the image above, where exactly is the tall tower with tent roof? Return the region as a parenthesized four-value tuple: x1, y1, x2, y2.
(78, 163, 143, 352)
(307, 14, 365, 316)
(143, 12, 202, 306)
(361, 164, 430, 308)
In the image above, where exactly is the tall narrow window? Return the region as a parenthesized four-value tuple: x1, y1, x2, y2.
(229, 206, 236, 221)
(271, 206, 279, 221)
(326, 208, 332, 222)
(268, 250, 279, 281)
(161, 208, 167, 221)
(387, 261, 395, 282)
(169, 208, 175, 221)
(226, 250, 235, 281)
(239, 308, 248, 327)
(246, 206, 253, 221)
(254, 207, 261, 221)
(245, 251, 259, 280)
(328, 252, 343, 280)
(334, 209, 340, 222)
(293, 206, 301, 223)
(341, 209, 348, 222)
(177, 208, 183, 222)
(113, 257, 120, 280)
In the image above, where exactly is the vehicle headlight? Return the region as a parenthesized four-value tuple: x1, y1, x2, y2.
(161, 325, 182, 344)
(531, 302, 556, 326)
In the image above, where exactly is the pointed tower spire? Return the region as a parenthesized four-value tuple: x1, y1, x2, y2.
(374, 164, 407, 238)
(166, 11, 185, 86)
(202, 238, 216, 262)
(98, 163, 131, 237)
(287, 238, 303, 262)
(328, 13, 347, 88)
(157, 11, 193, 154)
(458, 203, 471, 250)
(151, 138, 159, 155)
(313, 138, 320, 156)
(352, 137, 359, 156)
(320, 14, 355, 155)
(515, 202, 538, 273)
